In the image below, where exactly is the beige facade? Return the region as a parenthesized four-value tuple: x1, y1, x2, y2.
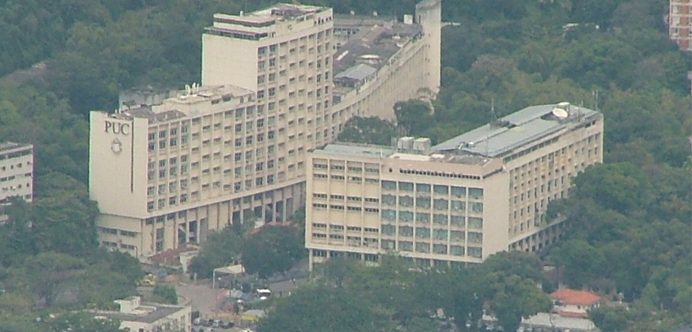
(90, 1, 442, 258)
(90, 85, 305, 257)
(305, 103, 603, 269)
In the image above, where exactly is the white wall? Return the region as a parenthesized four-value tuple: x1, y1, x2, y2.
(201, 35, 259, 90)
(89, 112, 149, 218)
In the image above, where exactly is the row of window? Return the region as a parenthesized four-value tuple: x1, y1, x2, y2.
(381, 181, 484, 199)
(381, 194, 483, 212)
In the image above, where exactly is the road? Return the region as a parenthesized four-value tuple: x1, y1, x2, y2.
(176, 282, 226, 315)
(176, 278, 305, 316)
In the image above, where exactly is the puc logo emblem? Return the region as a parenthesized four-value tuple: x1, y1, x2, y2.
(111, 138, 123, 154)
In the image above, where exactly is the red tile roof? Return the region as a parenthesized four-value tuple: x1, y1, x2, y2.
(550, 288, 601, 306)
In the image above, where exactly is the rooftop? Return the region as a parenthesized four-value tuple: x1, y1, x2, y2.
(112, 85, 254, 123)
(320, 143, 396, 159)
(0, 142, 32, 154)
(522, 312, 597, 331)
(90, 303, 185, 324)
(432, 103, 600, 158)
(211, 3, 326, 28)
(551, 288, 602, 306)
(333, 22, 422, 84)
(317, 143, 492, 166)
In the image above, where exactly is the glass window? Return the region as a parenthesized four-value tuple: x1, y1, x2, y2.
(381, 209, 396, 221)
(398, 226, 413, 237)
(382, 180, 396, 190)
(399, 195, 414, 207)
(451, 186, 466, 197)
(468, 232, 483, 243)
(433, 198, 448, 210)
(381, 224, 396, 236)
(381, 194, 396, 206)
(433, 185, 449, 195)
(433, 229, 448, 240)
(415, 227, 430, 238)
(468, 217, 483, 228)
(450, 245, 465, 256)
(469, 202, 483, 213)
(433, 214, 448, 225)
(416, 183, 431, 193)
(399, 211, 414, 222)
(398, 182, 414, 191)
(451, 215, 465, 227)
(416, 196, 431, 208)
(450, 230, 465, 242)
(468, 247, 482, 258)
(433, 244, 448, 254)
(399, 241, 413, 252)
(381, 240, 396, 250)
(469, 188, 484, 199)
(451, 200, 465, 212)
(415, 242, 430, 253)
(416, 213, 430, 223)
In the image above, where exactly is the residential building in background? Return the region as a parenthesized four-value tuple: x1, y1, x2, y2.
(0, 142, 33, 222)
(88, 296, 191, 332)
(90, 1, 442, 258)
(669, 0, 692, 51)
(305, 102, 603, 269)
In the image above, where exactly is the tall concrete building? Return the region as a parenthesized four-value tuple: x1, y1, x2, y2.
(90, 1, 442, 257)
(669, 0, 692, 51)
(305, 102, 603, 268)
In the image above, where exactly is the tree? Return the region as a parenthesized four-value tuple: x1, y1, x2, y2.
(152, 284, 178, 304)
(21, 252, 86, 307)
(188, 226, 244, 279)
(241, 225, 304, 278)
(394, 99, 435, 136)
(256, 284, 394, 332)
(337, 116, 396, 145)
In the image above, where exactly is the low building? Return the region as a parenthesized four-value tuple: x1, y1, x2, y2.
(89, 296, 191, 332)
(550, 288, 602, 318)
(520, 312, 598, 332)
(0, 142, 33, 223)
(305, 102, 603, 269)
(669, 0, 692, 51)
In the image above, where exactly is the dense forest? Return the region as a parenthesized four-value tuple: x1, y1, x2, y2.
(0, 0, 689, 331)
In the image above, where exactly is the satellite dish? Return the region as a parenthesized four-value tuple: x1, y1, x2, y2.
(552, 108, 568, 119)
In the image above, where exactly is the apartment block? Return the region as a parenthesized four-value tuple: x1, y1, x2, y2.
(305, 103, 603, 269)
(88, 296, 192, 332)
(0, 143, 33, 208)
(669, 0, 692, 51)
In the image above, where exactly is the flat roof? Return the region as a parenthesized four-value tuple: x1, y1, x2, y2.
(319, 143, 396, 159)
(333, 23, 422, 78)
(215, 3, 326, 24)
(317, 143, 491, 166)
(432, 104, 600, 158)
(0, 142, 32, 154)
(522, 313, 596, 330)
(112, 85, 254, 123)
(90, 304, 185, 324)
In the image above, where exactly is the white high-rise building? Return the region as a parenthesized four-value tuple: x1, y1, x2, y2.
(90, 1, 443, 257)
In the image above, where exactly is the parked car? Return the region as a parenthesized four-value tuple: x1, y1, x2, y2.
(193, 318, 202, 326)
(201, 319, 213, 327)
(212, 320, 222, 328)
(221, 321, 235, 329)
